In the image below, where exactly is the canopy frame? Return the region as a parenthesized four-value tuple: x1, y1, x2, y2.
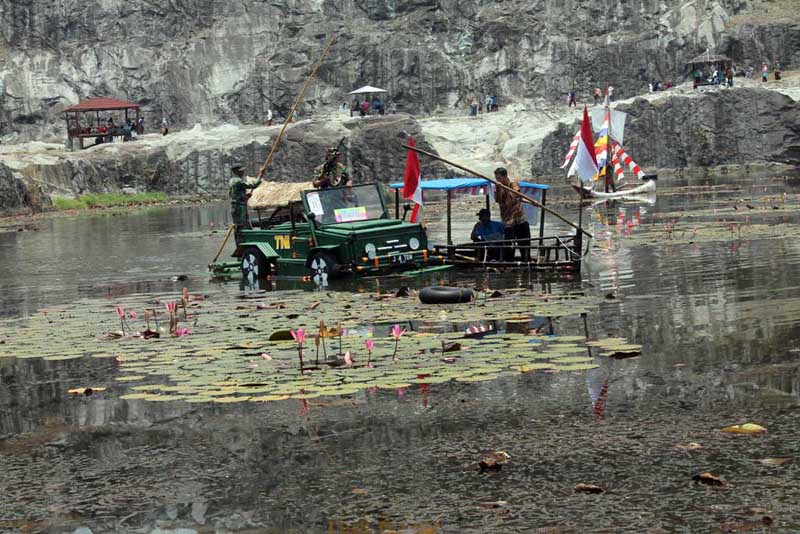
(390, 177, 550, 247)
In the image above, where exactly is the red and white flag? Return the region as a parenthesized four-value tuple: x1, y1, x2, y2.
(568, 107, 598, 183)
(403, 135, 424, 223)
(560, 131, 580, 169)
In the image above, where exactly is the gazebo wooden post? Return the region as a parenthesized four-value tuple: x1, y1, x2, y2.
(65, 114, 72, 151)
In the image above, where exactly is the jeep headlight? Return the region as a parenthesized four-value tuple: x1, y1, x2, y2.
(364, 243, 377, 259)
(408, 237, 420, 250)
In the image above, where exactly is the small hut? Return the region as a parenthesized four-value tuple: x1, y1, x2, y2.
(686, 52, 733, 81)
(63, 97, 141, 150)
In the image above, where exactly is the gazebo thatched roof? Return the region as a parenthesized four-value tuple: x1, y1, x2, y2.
(249, 181, 313, 209)
(686, 53, 733, 66)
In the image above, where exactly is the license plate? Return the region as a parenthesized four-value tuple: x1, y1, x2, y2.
(391, 253, 413, 264)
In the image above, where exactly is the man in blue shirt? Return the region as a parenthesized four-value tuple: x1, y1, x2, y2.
(471, 208, 504, 261)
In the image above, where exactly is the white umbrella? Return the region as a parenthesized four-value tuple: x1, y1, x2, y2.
(348, 85, 388, 95)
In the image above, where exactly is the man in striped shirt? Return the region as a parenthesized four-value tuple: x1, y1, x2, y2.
(494, 167, 530, 262)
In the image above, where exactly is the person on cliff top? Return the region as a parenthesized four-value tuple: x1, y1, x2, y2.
(266, 108, 273, 126)
(593, 87, 601, 105)
(493, 167, 530, 262)
(761, 62, 768, 82)
(469, 98, 479, 116)
(350, 98, 360, 117)
(774, 62, 782, 81)
(567, 90, 577, 107)
(725, 67, 734, 87)
(161, 117, 169, 135)
(229, 165, 261, 232)
(313, 148, 349, 189)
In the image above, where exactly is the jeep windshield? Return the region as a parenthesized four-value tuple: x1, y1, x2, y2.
(304, 184, 387, 225)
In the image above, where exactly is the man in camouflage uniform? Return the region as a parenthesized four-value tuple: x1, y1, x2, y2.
(229, 164, 261, 232)
(312, 148, 349, 189)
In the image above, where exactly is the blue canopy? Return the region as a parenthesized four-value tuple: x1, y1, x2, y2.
(389, 177, 549, 191)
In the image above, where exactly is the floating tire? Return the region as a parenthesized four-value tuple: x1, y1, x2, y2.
(419, 286, 474, 304)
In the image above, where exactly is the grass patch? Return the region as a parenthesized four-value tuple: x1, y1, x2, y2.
(52, 192, 168, 211)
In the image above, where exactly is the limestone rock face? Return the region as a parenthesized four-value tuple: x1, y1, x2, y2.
(0, 115, 446, 216)
(1, 0, 796, 141)
(533, 88, 800, 174)
(0, 165, 33, 215)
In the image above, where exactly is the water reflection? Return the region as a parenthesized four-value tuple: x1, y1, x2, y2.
(4, 173, 800, 531)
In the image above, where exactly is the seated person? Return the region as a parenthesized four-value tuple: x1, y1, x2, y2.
(470, 208, 505, 260)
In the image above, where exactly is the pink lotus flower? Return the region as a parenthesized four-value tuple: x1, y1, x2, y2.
(290, 328, 306, 369)
(173, 327, 192, 337)
(343, 351, 353, 368)
(115, 305, 126, 335)
(165, 301, 178, 314)
(390, 324, 405, 361)
(365, 338, 375, 365)
(128, 310, 137, 320)
(391, 324, 405, 339)
(290, 328, 306, 345)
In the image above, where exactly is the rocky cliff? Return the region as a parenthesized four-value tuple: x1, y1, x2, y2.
(1, 0, 798, 142)
(0, 115, 447, 216)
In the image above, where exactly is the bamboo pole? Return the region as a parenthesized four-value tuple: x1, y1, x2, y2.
(255, 34, 337, 180)
(210, 223, 236, 265)
(402, 144, 592, 238)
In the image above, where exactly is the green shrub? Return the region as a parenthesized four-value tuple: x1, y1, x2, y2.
(52, 192, 168, 211)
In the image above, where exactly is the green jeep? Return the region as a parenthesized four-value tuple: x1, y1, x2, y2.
(234, 183, 433, 284)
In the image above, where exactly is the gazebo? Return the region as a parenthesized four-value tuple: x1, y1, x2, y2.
(686, 52, 733, 72)
(63, 97, 141, 150)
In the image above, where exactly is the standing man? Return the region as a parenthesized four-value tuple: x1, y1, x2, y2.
(493, 167, 530, 262)
(568, 90, 577, 107)
(229, 165, 261, 233)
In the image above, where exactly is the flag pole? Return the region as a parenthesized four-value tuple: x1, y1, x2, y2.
(401, 144, 592, 239)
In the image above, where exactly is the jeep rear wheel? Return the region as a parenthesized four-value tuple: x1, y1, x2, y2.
(308, 252, 337, 286)
(241, 247, 268, 281)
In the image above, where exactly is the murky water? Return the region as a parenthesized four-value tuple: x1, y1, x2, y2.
(2, 174, 800, 533)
